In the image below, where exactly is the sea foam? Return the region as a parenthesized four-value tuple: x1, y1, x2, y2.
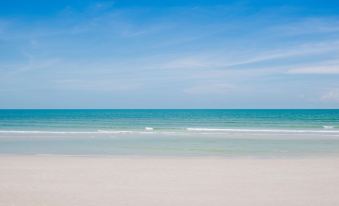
(186, 128, 339, 133)
(323, 125, 335, 129)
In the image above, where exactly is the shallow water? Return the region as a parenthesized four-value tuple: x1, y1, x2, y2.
(1, 109, 339, 132)
(1, 109, 339, 156)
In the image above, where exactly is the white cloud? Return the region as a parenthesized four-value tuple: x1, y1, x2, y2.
(162, 57, 214, 69)
(271, 17, 339, 36)
(184, 83, 234, 95)
(0, 20, 9, 34)
(54, 79, 141, 92)
(158, 40, 339, 72)
(1, 57, 61, 77)
(225, 41, 339, 67)
(321, 89, 339, 102)
(288, 66, 339, 74)
(287, 60, 339, 74)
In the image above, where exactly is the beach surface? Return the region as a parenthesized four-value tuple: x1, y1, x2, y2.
(1, 156, 339, 206)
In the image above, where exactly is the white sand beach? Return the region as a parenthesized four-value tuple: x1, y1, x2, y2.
(0, 156, 339, 206)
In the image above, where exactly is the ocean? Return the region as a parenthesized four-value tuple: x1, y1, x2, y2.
(1, 109, 339, 156)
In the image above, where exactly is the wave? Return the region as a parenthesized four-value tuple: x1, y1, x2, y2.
(0, 130, 93, 134)
(1, 127, 339, 135)
(323, 125, 335, 129)
(0, 130, 154, 134)
(186, 128, 339, 134)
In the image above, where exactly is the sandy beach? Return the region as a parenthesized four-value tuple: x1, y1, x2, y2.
(1, 156, 339, 206)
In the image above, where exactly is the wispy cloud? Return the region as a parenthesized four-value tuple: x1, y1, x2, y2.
(271, 17, 339, 36)
(54, 79, 141, 92)
(1, 1, 339, 108)
(184, 83, 235, 95)
(288, 65, 339, 74)
(321, 89, 339, 102)
(159, 40, 339, 72)
(0, 56, 61, 80)
(0, 19, 10, 34)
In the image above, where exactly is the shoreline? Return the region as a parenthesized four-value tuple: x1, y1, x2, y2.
(2, 153, 339, 159)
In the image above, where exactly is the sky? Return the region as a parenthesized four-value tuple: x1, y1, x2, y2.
(1, 0, 339, 109)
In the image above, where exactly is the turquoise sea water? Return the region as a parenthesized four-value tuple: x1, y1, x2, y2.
(1, 109, 339, 156)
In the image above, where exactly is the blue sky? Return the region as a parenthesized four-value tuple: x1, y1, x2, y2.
(1, 0, 339, 108)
